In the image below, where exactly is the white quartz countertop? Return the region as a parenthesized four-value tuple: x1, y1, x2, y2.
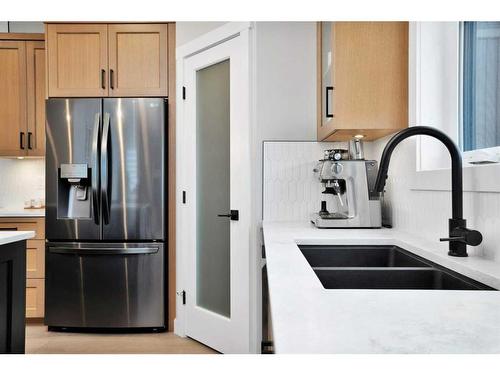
(263, 221, 500, 353)
(0, 231, 35, 246)
(0, 208, 45, 217)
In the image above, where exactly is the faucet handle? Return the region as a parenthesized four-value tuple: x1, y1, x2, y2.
(439, 236, 466, 242)
(440, 228, 483, 246)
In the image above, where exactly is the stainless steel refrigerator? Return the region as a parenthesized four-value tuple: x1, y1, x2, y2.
(45, 98, 167, 331)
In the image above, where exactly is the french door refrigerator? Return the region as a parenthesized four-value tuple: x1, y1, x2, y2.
(45, 98, 167, 331)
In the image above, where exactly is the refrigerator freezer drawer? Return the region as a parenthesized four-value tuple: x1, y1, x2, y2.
(45, 242, 165, 329)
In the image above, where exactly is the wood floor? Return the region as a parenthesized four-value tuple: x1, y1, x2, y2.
(26, 322, 217, 354)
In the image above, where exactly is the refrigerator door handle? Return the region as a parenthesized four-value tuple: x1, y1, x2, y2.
(91, 113, 100, 225)
(101, 112, 111, 225)
(48, 246, 159, 255)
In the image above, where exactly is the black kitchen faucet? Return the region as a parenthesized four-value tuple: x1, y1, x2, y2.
(373, 126, 482, 257)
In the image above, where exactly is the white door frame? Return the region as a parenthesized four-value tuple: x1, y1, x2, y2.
(175, 22, 255, 353)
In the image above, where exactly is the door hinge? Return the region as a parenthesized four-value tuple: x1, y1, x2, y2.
(182, 190, 186, 204)
(182, 86, 186, 100)
(177, 290, 186, 305)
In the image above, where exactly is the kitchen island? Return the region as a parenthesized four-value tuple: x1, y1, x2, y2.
(0, 231, 35, 354)
(263, 221, 500, 353)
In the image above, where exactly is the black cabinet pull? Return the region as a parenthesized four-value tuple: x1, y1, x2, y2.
(110, 69, 115, 89)
(325, 86, 334, 118)
(101, 69, 106, 89)
(27, 132, 33, 150)
(217, 210, 239, 221)
(19, 132, 25, 150)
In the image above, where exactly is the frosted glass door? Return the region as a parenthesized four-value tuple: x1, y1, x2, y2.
(182, 31, 250, 354)
(196, 59, 231, 317)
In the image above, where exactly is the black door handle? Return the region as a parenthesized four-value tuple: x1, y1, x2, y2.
(101, 69, 106, 89)
(27, 132, 33, 150)
(19, 132, 25, 150)
(325, 86, 334, 118)
(217, 210, 239, 221)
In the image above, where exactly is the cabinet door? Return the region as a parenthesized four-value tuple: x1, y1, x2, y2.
(47, 24, 108, 97)
(26, 240, 45, 279)
(332, 22, 408, 138)
(0, 41, 27, 156)
(108, 24, 168, 97)
(26, 41, 46, 156)
(26, 278, 45, 318)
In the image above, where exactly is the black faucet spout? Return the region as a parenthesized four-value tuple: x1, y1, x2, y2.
(373, 126, 482, 257)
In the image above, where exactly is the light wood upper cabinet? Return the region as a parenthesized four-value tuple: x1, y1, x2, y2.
(46, 23, 169, 97)
(0, 41, 27, 157)
(317, 22, 408, 141)
(108, 24, 168, 97)
(26, 41, 46, 156)
(46, 24, 108, 97)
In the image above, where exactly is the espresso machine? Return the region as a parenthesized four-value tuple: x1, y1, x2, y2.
(311, 149, 382, 228)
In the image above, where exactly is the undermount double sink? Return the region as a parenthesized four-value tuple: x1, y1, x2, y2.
(299, 245, 495, 290)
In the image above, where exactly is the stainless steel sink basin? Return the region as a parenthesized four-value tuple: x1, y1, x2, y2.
(298, 245, 494, 291)
(299, 245, 430, 268)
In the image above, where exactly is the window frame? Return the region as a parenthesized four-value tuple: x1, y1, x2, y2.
(410, 22, 500, 193)
(460, 21, 500, 164)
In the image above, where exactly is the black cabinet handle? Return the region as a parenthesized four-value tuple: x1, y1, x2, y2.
(217, 210, 239, 221)
(19, 132, 25, 150)
(101, 69, 106, 89)
(326, 86, 334, 118)
(27, 132, 33, 150)
(110, 69, 115, 89)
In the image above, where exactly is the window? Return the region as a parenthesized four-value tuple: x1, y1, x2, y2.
(462, 21, 500, 152)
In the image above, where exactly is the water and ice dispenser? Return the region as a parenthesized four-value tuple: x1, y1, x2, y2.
(58, 163, 92, 219)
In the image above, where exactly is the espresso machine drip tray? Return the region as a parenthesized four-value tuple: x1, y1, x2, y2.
(318, 212, 350, 220)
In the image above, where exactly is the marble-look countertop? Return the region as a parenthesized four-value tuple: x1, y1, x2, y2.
(0, 208, 45, 217)
(263, 221, 500, 353)
(0, 231, 35, 246)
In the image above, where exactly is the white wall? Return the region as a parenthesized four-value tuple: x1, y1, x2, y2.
(0, 158, 45, 209)
(414, 22, 460, 171)
(255, 22, 317, 141)
(176, 22, 227, 47)
(0, 22, 44, 33)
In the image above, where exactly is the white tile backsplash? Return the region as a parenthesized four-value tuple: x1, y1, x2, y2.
(0, 158, 45, 209)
